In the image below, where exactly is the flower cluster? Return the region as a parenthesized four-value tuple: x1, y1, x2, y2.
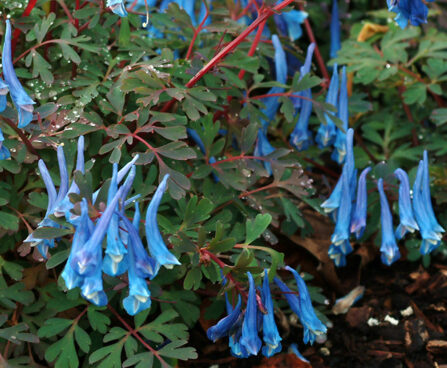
(25, 137, 180, 314)
(323, 130, 444, 267)
(387, 0, 435, 28)
(206, 268, 326, 358)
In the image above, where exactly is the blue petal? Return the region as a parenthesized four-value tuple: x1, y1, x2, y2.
(0, 78, 9, 113)
(394, 168, 419, 239)
(350, 167, 371, 239)
(107, 0, 128, 17)
(2, 20, 35, 128)
(145, 174, 180, 268)
(330, 0, 341, 59)
(254, 130, 275, 175)
(261, 270, 282, 357)
(207, 295, 242, 342)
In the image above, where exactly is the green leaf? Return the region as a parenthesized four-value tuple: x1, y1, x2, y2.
(431, 108, 447, 126)
(0, 211, 19, 231)
(123, 353, 154, 368)
(46, 249, 70, 269)
(74, 326, 91, 353)
(183, 268, 202, 290)
(45, 332, 79, 368)
(245, 213, 272, 244)
(158, 340, 198, 360)
(38, 318, 72, 338)
(87, 306, 111, 334)
(33, 227, 73, 239)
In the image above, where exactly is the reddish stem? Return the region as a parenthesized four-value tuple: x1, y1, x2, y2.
(185, 2, 209, 60)
(299, 3, 330, 86)
(238, 19, 266, 80)
(107, 305, 169, 367)
(11, 0, 38, 55)
(0, 117, 40, 158)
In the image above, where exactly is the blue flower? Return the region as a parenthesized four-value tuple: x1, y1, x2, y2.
(107, 0, 128, 17)
(0, 128, 10, 160)
(290, 43, 316, 151)
(240, 272, 262, 356)
(387, 0, 432, 28)
(254, 130, 275, 175)
(316, 64, 339, 148)
(3, 20, 36, 128)
(321, 128, 355, 214)
(54, 136, 85, 220)
(207, 295, 242, 342)
(412, 160, 442, 255)
(330, 0, 341, 59)
(377, 178, 400, 266)
(285, 266, 327, 344)
(103, 164, 129, 276)
(274, 9, 308, 42)
(331, 66, 348, 164)
(0, 78, 8, 112)
(329, 165, 353, 265)
(350, 167, 371, 239)
(145, 174, 180, 268)
(81, 248, 108, 306)
(422, 151, 444, 234)
(261, 270, 282, 357)
(394, 168, 419, 240)
(289, 343, 309, 363)
(61, 199, 90, 290)
(120, 210, 154, 316)
(70, 184, 125, 276)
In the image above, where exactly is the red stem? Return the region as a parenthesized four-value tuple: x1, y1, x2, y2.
(299, 3, 330, 86)
(107, 305, 169, 368)
(238, 19, 266, 80)
(185, 2, 209, 60)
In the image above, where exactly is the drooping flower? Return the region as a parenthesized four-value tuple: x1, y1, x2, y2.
(261, 270, 282, 357)
(316, 64, 339, 148)
(254, 130, 275, 175)
(240, 272, 262, 356)
(350, 167, 371, 239)
(145, 174, 180, 268)
(377, 178, 400, 266)
(207, 295, 242, 342)
(227, 294, 249, 358)
(274, 271, 326, 345)
(0, 128, 10, 160)
(387, 0, 433, 28)
(394, 168, 419, 240)
(102, 164, 129, 276)
(330, 0, 341, 59)
(2, 20, 36, 128)
(107, 0, 128, 17)
(290, 43, 316, 151)
(289, 343, 310, 363)
(0, 79, 8, 112)
(61, 199, 90, 290)
(329, 163, 353, 266)
(321, 128, 355, 215)
(80, 243, 107, 307)
(412, 160, 442, 255)
(331, 66, 348, 164)
(120, 208, 154, 316)
(422, 151, 444, 234)
(274, 9, 308, 42)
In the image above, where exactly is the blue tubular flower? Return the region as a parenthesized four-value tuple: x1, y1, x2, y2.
(321, 128, 355, 214)
(0, 79, 8, 112)
(119, 209, 159, 280)
(207, 295, 242, 342)
(422, 151, 444, 234)
(120, 214, 153, 316)
(61, 199, 90, 290)
(331, 66, 348, 164)
(261, 270, 282, 357)
(145, 174, 180, 268)
(413, 161, 442, 255)
(240, 272, 262, 356)
(103, 164, 128, 276)
(290, 43, 316, 151)
(290, 343, 309, 363)
(254, 130, 275, 175)
(70, 185, 125, 276)
(81, 248, 108, 306)
(54, 136, 85, 219)
(0, 128, 10, 160)
(377, 179, 400, 266)
(387, 0, 431, 28)
(225, 294, 249, 358)
(274, 10, 308, 42)
(350, 167, 371, 239)
(330, 167, 353, 265)
(316, 64, 339, 148)
(330, 0, 341, 59)
(285, 266, 327, 344)
(394, 168, 419, 240)
(107, 0, 128, 17)
(3, 20, 35, 128)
